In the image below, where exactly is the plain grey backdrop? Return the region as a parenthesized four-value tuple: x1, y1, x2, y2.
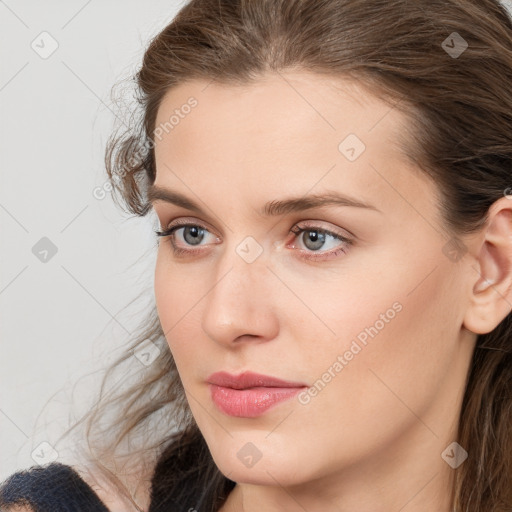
(1, 0, 512, 482)
(0, 0, 185, 480)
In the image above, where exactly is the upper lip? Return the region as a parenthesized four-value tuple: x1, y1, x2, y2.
(207, 371, 307, 390)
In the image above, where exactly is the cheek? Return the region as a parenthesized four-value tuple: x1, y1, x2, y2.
(154, 247, 204, 325)
(154, 253, 197, 354)
(154, 252, 219, 387)
(154, 253, 175, 330)
(300, 259, 461, 440)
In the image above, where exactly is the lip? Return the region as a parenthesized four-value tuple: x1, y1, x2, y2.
(207, 371, 308, 418)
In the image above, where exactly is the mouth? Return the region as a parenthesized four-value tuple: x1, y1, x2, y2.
(206, 371, 308, 418)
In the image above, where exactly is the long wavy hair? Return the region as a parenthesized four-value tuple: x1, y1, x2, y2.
(52, 0, 512, 510)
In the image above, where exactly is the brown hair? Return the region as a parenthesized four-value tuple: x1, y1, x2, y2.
(55, 0, 512, 510)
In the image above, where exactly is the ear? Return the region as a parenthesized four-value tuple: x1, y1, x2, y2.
(463, 196, 512, 335)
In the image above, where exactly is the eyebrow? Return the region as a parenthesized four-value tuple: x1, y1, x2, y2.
(146, 185, 381, 216)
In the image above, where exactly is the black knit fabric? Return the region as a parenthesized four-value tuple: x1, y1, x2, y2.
(0, 462, 110, 511)
(0, 454, 233, 511)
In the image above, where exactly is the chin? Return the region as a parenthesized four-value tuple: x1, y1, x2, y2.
(212, 450, 306, 487)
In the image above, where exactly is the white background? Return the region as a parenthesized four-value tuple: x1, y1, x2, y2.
(0, 0, 184, 480)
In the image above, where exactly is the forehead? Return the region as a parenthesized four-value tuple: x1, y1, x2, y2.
(153, 71, 410, 170)
(151, 71, 438, 222)
(154, 71, 400, 139)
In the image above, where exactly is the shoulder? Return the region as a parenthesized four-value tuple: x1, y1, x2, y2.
(0, 462, 110, 511)
(77, 467, 151, 512)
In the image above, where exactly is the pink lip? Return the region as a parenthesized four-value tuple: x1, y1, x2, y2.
(207, 371, 307, 418)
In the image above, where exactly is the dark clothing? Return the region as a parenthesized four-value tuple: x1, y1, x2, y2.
(0, 462, 110, 511)
(0, 460, 215, 512)
(0, 434, 233, 511)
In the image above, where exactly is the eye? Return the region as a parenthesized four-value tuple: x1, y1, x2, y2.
(154, 220, 220, 256)
(288, 223, 352, 261)
(171, 225, 205, 246)
(154, 219, 352, 261)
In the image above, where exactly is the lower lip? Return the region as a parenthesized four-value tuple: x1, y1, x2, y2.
(209, 384, 305, 417)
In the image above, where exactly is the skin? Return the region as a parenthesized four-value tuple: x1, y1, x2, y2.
(150, 71, 512, 512)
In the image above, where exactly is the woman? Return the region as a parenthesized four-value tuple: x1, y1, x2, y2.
(1, 0, 512, 510)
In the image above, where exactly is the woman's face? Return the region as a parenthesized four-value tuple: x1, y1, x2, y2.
(151, 71, 476, 492)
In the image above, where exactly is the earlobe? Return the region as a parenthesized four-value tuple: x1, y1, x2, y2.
(462, 197, 512, 335)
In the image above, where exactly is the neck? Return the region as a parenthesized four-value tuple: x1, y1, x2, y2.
(220, 418, 458, 512)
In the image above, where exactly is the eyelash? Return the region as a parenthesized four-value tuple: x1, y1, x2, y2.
(154, 220, 352, 261)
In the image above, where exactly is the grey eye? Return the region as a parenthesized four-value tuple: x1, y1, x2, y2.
(182, 226, 205, 245)
(301, 230, 327, 251)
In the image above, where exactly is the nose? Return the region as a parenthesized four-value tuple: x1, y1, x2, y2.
(201, 247, 280, 348)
